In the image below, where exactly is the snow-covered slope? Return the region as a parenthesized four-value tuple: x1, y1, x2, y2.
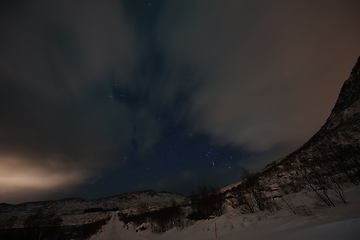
(90, 184, 360, 240)
(90, 212, 150, 240)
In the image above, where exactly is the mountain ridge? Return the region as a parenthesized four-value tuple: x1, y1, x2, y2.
(256, 56, 360, 190)
(0, 190, 185, 222)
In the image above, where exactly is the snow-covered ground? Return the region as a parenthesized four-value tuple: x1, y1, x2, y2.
(90, 184, 360, 240)
(90, 212, 149, 240)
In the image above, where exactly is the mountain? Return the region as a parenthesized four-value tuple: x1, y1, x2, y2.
(251, 56, 360, 194)
(0, 190, 185, 223)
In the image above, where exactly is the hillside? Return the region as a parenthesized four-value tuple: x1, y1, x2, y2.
(0, 190, 185, 224)
(255, 56, 360, 193)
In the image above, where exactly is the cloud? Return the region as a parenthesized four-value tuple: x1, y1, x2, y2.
(237, 145, 292, 174)
(137, 170, 200, 195)
(0, 0, 140, 202)
(0, 155, 94, 203)
(136, 166, 240, 196)
(158, 0, 360, 152)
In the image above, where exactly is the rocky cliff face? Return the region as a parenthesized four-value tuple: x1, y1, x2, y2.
(258, 56, 360, 190)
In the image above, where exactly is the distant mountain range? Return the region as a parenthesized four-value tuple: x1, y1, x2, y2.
(0, 190, 184, 222)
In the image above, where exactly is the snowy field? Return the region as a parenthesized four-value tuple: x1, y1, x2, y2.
(91, 185, 360, 240)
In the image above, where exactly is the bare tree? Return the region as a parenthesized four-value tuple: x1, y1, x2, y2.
(237, 193, 255, 213)
(281, 196, 297, 214)
(23, 210, 62, 229)
(299, 167, 336, 207)
(23, 209, 62, 240)
(188, 185, 225, 220)
(327, 176, 346, 204)
(237, 167, 270, 212)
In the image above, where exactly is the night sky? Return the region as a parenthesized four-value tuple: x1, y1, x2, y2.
(1, 0, 360, 204)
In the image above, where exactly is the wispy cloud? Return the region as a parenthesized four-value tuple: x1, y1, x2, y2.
(0, 0, 138, 202)
(159, 0, 360, 152)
